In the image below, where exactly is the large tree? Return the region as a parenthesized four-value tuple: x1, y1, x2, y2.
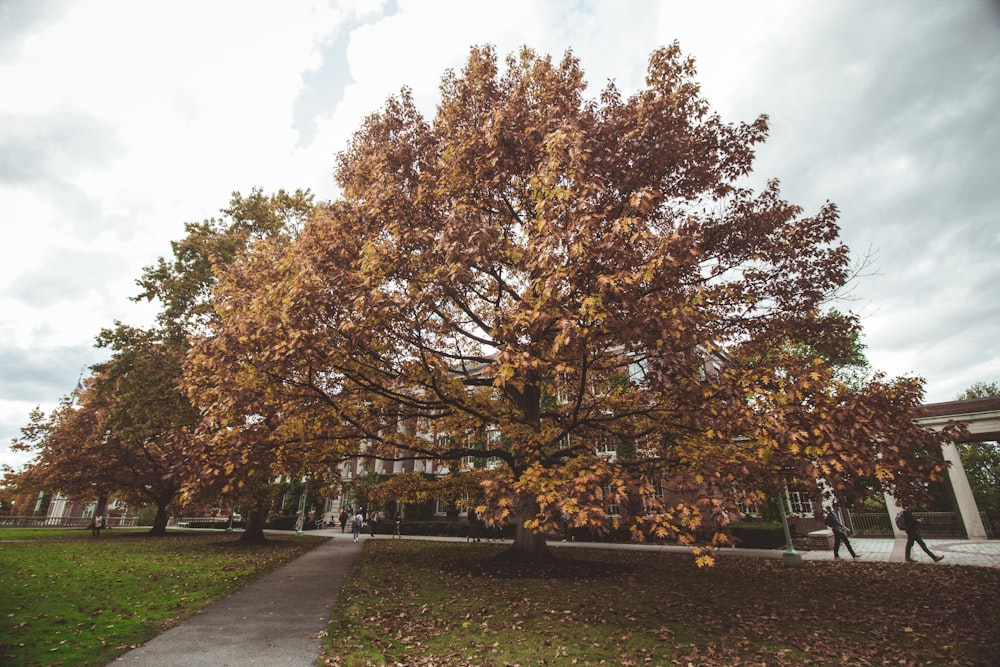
(188, 45, 956, 561)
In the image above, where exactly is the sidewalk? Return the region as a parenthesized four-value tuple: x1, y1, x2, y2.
(110, 531, 1000, 666)
(112, 535, 362, 667)
(549, 535, 1000, 569)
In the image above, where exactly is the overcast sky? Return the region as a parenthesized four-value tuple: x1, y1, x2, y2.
(2, 0, 998, 472)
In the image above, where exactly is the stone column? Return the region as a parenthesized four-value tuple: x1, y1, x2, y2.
(883, 493, 906, 539)
(940, 441, 987, 539)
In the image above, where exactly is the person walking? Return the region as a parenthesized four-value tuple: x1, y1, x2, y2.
(339, 507, 348, 533)
(91, 514, 103, 538)
(825, 510, 859, 559)
(351, 510, 363, 542)
(900, 507, 944, 563)
(467, 508, 481, 542)
(368, 510, 379, 537)
(393, 511, 402, 539)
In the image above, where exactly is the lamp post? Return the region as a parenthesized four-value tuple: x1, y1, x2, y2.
(777, 475, 803, 568)
(296, 479, 308, 537)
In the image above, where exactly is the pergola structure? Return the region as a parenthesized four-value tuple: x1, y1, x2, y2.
(885, 396, 1000, 540)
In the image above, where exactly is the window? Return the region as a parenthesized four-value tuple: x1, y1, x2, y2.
(787, 491, 813, 516)
(604, 486, 621, 517)
(434, 499, 449, 516)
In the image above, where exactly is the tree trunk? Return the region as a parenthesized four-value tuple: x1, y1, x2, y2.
(504, 493, 551, 561)
(239, 494, 269, 544)
(95, 494, 109, 518)
(148, 502, 170, 536)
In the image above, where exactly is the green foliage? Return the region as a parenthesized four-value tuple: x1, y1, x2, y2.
(264, 514, 318, 531)
(862, 496, 887, 513)
(137, 505, 159, 526)
(615, 439, 636, 460)
(956, 381, 1000, 400)
(403, 501, 438, 522)
(134, 187, 313, 334)
(0, 529, 324, 666)
(783, 309, 871, 390)
(728, 521, 785, 548)
(956, 380, 1000, 512)
(324, 540, 1000, 665)
(959, 441, 1000, 512)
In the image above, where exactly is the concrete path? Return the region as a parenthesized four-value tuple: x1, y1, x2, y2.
(549, 535, 1000, 568)
(112, 536, 361, 667)
(109, 530, 1000, 666)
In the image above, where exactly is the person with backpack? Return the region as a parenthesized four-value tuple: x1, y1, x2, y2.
(897, 508, 944, 563)
(825, 509, 859, 559)
(351, 510, 364, 542)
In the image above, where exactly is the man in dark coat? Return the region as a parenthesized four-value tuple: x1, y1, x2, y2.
(901, 508, 944, 563)
(825, 510, 859, 559)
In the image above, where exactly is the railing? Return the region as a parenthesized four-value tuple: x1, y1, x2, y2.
(911, 511, 966, 537)
(0, 515, 138, 528)
(169, 517, 238, 529)
(981, 512, 997, 539)
(846, 511, 893, 536)
(848, 511, 969, 538)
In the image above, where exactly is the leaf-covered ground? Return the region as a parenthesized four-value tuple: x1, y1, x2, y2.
(0, 528, 325, 666)
(324, 540, 1000, 666)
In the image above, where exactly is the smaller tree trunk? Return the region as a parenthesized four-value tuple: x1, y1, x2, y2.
(238, 494, 269, 544)
(95, 494, 109, 518)
(148, 502, 170, 536)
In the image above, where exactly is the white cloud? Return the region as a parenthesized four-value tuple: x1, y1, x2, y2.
(2, 0, 998, 471)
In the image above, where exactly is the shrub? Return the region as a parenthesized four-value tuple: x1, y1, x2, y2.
(729, 521, 785, 549)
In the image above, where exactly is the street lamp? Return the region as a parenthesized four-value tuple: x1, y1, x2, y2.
(296, 478, 308, 537)
(777, 475, 803, 568)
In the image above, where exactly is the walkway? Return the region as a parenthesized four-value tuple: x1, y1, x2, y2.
(111, 530, 1000, 666)
(112, 536, 362, 666)
(550, 535, 1000, 569)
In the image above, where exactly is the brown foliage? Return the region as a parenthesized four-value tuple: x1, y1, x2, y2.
(185, 44, 958, 560)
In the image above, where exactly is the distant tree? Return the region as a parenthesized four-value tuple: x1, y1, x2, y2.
(145, 189, 315, 543)
(956, 381, 1000, 513)
(10, 189, 314, 541)
(786, 310, 871, 392)
(89, 326, 195, 534)
(9, 397, 114, 519)
(186, 44, 958, 562)
(135, 188, 312, 335)
(11, 328, 193, 535)
(957, 381, 1000, 401)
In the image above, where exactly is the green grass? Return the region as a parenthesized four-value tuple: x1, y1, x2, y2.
(323, 540, 1000, 666)
(0, 527, 326, 666)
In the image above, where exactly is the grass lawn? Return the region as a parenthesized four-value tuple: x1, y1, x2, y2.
(0, 527, 326, 666)
(323, 540, 1000, 666)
